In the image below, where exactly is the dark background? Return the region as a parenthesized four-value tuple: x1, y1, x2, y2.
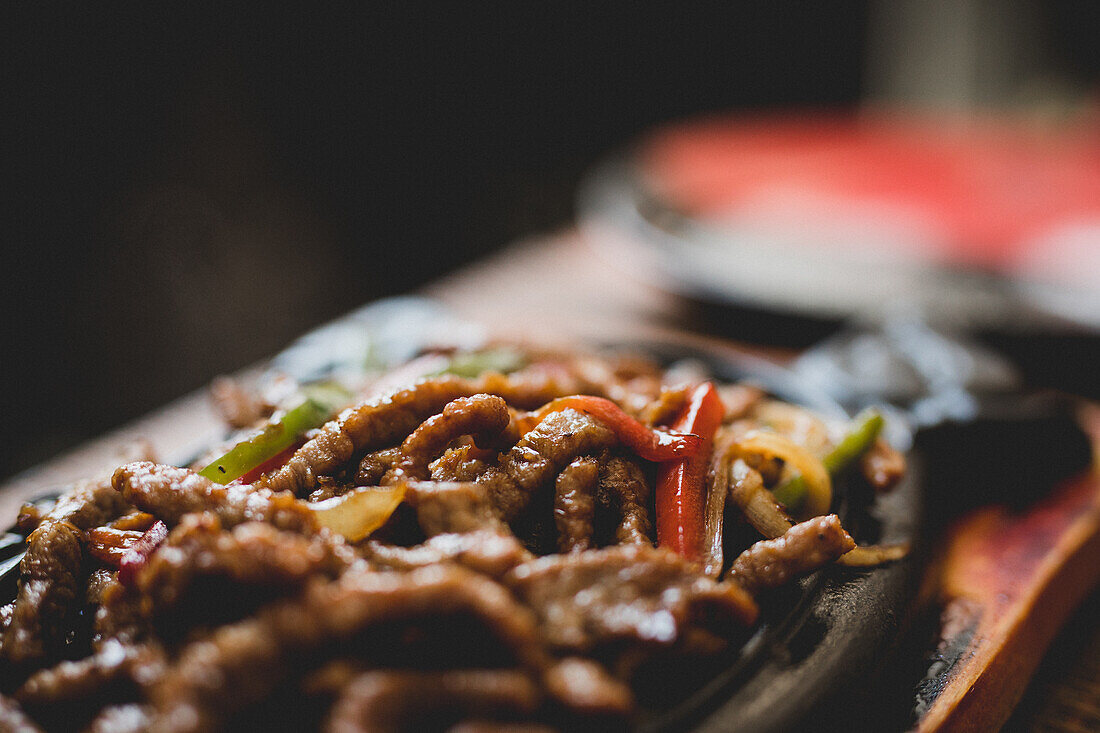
(1, 2, 1096, 480)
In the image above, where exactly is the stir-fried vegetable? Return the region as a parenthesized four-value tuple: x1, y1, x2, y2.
(727, 458, 795, 539)
(735, 430, 832, 519)
(199, 384, 350, 484)
(118, 521, 169, 587)
(654, 382, 725, 564)
(431, 347, 526, 378)
(308, 485, 408, 541)
(771, 409, 884, 516)
(535, 395, 702, 462)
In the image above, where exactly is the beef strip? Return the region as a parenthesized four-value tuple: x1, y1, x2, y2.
(363, 531, 532, 579)
(324, 670, 540, 733)
(541, 657, 633, 718)
(354, 447, 403, 486)
(15, 639, 164, 707)
(553, 458, 600, 552)
(84, 704, 153, 733)
(596, 455, 652, 546)
(112, 462, 314, 532)
(0, 694, 42, 733)
(729, 514, 856, 593)
(263, 373, 582, 495)
(860, 437, 907, 492)
(2, 475, 131, 668)
(208, 375, 272, 429)
(134, 515, 356, 614)
(430, 446, 494, 483)
(388, 395, 510, 482)
(490, 409, 617, 522)
(504, 545, 758, 653)
(405, 481, 504, 536)
(147, 566, 549, 732)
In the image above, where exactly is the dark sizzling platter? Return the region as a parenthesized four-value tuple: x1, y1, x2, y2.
(0, 332, 921, 732)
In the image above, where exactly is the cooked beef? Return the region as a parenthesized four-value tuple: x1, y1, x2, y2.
(112, 462, 314, 532)
(405, 481, 504, 536)
(3, 346, 908, 731)
(553, 457, 600, 552)
(209, 375, 272, 429)
(263, 373, 583, 495)
(15, 639, 164, 707)
(363, 531, 532, 579)
(388, 395, 511, 482)
(637, 386, 690, 427)
(0, 694, 42, 733)
(542, 657, 633, 718)
(134, 516, 355, 615)
(147, 566, 548, 732)
(92, 577, 147, 647)
(84, 704, 153, 733)
(261, 377, 484, 495)
(446, 722, 558, 733)
(491, 409, 617, 522)
(430, 445, 495, 483)
(354, 447, 403, 487)
(596, 456, 652, 546)
(504, 546, 757, 652)
(860, 437, 907, 492)
(324, 670, 540, 733)
(4, 473, 136, 666)
(2, 521, 84, 667)
(730, 515, 856, 592)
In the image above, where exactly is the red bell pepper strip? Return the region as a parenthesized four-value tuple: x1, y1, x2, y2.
(118, 520, 169, 587)
(655, 382, 726, 562)
(534, 395, 702, 462)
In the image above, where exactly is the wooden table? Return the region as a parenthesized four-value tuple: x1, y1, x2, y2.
(2, 230, 1097, 731)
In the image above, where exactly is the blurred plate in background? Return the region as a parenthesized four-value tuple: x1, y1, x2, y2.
(580, 111, 1100, 333)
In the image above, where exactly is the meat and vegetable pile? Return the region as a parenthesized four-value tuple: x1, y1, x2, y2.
(0, 346, 906, 732)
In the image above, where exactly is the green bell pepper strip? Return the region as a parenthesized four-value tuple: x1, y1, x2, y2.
(771, 410, 885, 514)
(429, 347, 526, 378)
(198, 383, 351, 484)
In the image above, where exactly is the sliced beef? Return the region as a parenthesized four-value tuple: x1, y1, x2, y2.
(354, 447, 403, 487)
(405, 481, 504, 537)
(112, 462, 313, 532)
(147, 566, 548, 732)
(388, 395, 510, 482)
(730, 514, 856, 592)
(491, 409, 617, 522)
(860, 437, 907, 492)
(135, 516, 356, 615)
(0, 694, 42, 733)
(324, 670, 540, 733)
(504, 545, 757, 653)
(596, 455, 652, 546)
(15, 639, 164, 707)
(364, 531, 532, 579)
(553, 457, 600, 552)
(3, 475, 134, 667)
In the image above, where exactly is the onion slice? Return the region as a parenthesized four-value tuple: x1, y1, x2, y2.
(733, 430, 832, 518)
(308, 484, 407, 541)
